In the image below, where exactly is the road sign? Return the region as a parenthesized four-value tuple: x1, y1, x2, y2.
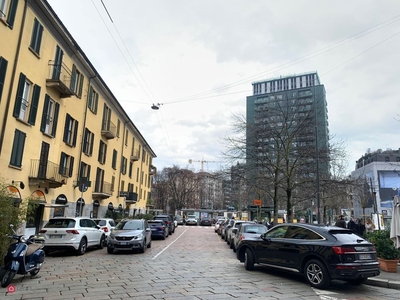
(254, 199, 262, 206)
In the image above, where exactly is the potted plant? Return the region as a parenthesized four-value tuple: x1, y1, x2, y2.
(366, 230, 400, 272)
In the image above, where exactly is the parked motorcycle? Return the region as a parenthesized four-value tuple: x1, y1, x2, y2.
(1, 225, 45, 287)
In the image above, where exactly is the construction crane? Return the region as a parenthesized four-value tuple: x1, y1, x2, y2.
(188, 158, 221, 172)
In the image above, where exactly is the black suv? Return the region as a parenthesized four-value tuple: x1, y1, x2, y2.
(154, 215, 175, 235)
(236, 223, 380, 289)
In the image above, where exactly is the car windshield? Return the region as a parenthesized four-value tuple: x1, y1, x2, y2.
(115, 220, 143, 230)
(44, 219, 76, 228)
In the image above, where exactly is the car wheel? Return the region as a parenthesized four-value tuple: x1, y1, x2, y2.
(140, 240, 146, 253)
(230, 240, 234, 249)
(107, 246, 114, 254)
(304, 259, 331, 289)
(244, 248, 255, 271)
(233, 245, 237, 253)
(147, 240, 151, 248)
(1, 269, 16, 287)
(76, 238, 87, 256)
(98, 235, 105, 249)
(348, 278, 368, 285)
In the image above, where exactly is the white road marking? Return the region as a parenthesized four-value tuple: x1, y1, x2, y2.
(151, 228, 188, 259)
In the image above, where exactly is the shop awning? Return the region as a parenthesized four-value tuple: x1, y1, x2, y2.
(40, 203, 69, 208)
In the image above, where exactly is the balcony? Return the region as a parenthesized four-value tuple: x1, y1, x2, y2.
(101, 120, 116, 139)
(149, 165, 157, 175)
(92, 181, 112, 199)
(46, 61, 74, 98)
(130, 149, 140, 161)
(28, 159, 67, 188)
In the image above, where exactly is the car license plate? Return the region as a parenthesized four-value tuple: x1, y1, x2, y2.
(118, 242, 129, 245)
(359, 254, 372, 260)
(49, 235, 61, 238)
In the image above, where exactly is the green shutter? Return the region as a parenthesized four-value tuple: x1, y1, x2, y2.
(40, 94, 50, 132)
(63, 114, 70, 143)
(30, 19, 39, 49)
(28, 84, 40, 125)
(69, 156, 74, 177)
(78, 74, 84, 97)
(70, 64, 77, 91)
(13, 73, 26, 118)
(7, 0, 18, 29)
(90, 133, 94, 155)
(52, 102, 60, 137)
(0, 57, 8, 100)
(72, 120, 78, 147)
(10, 129, 26, 167)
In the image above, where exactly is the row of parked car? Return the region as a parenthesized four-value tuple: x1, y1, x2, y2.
(36, 214, 180, 256)
(215, 217, 382, 289)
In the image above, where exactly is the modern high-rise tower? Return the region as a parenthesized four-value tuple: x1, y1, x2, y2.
(245, 71, 329, 210)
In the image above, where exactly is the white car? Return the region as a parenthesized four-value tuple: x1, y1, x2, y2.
(39, 217, 106, 255)
(185, 215, 198, 226)
(93, 218, 116, 238)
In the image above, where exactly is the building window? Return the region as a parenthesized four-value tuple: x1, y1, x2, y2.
(59, 152, 74, 177)
(112, 149, 117, 170)
(385, 157, 390, 162)
(63, 114, 78, 147)
(121, 156, 127, 175)
(29, 18, 43, 55)
(98, 140, 107, 164)
(88, 85, 98, 113)
(40, 94, 59, 137)
(79, 161, 91, 180)
(10, 129, 26, 168)
(129, 161, 133, 178)
(0, 57, 8, 101)
(116, 119, 121, 137)
(83, 128, 94, 156)
(95, 168, 105, 193)
(102, 104, 111, 131)
(13, 73, 40, 125)
(0, 0, 18, 28)
(111, 175, 115, 192)
(70, 64, 84, 97)
(121, 180, 125, 192)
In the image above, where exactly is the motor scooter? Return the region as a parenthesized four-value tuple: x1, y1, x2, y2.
(1, 225, 45, 288)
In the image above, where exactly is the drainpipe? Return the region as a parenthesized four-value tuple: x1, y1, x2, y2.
(0, 0, 28, 154)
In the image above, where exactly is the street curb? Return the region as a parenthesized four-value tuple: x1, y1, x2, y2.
(366, 278, 400, 290)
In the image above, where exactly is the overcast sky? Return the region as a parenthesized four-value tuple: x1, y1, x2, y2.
(47, 0, 400, 174)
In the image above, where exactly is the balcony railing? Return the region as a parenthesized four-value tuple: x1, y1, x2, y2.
(28, 159, 67, 188)
(130, 149, 140, 161)
(101, 120, 116, 139)
(92, 181, 112, 199)
(149, 165, 157, 175)
(46, 61, 74, 98)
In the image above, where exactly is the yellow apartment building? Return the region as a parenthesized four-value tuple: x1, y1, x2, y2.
(0, 0, 156, 236)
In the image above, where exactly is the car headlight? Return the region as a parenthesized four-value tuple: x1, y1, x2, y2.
(109, 234, 115, 240)
(136, 233, 143, 240)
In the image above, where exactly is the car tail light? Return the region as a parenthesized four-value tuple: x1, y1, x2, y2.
(102, 227, 109, 232)
(39, 230, 47, 233)
(240, 235, 245, 241)
(66, 230, 80, 234)
(332, 246, 356, 255)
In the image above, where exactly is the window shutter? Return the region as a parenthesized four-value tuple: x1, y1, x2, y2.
(70, 64, 77, 91)
(59, 152, 66, 174)
(63, 114, 70, 143)
(51, 102, 60, 137)
(78, 74, 84, 97)
(10, 129, 26, 167)
(94, 93, 98, 113)
(7, 0, 18, 29)
(28, 84, 41, 125)
(40, 94, 50, 132)
(72, 120, 78, 147)
(87, 165, 91, 179)
(0, 57, 8, 100)
(90, 133, 94, 155)
(13, 73, 26, 118)
(69, 156, 74, 177)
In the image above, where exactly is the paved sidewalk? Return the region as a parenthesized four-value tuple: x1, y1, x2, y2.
(366, 263, 400, 290)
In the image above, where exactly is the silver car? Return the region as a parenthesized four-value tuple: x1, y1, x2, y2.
(107, 219, 151, 254)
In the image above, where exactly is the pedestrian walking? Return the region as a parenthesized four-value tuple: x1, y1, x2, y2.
(347, 216, 356, 231)
(335, 215, 347, 228)
(355, 218, 365, 236)
(365, 217, 375, 233)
